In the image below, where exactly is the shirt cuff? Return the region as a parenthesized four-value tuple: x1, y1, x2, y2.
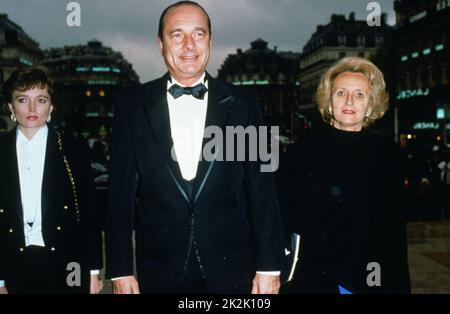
(0, 280, 5, 288)
(90, 270, 100, 275)
(111, 276, 131, 281)
(256, 271, 281, 276)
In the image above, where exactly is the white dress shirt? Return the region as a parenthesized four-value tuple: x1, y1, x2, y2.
(17, 126, 48, 247)
(167, 74, 208, 181)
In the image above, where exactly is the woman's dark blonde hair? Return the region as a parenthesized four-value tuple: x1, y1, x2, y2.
(315, 56, 389, 128)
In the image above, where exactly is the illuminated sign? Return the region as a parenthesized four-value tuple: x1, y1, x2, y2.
(76, 67, 121, 73)
(436, 44, 444, 51)
(397, 88, 430, 99)
(413, 122, 450, 130)
(437, 108, 446, 120)
(88, 79, 117, 85)
(92, 67, 110, 72)
(19, 58, 33, 66)
(233, 80, 270, 86)
(409, 11, 427, 23)
(414, 122, 439, 130)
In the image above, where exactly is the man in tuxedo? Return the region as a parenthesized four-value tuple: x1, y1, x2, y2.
(106, 0, 284, 294)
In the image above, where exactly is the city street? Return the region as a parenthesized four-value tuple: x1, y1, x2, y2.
(408, 221, 450, 293)
(100, 220, 450, 294)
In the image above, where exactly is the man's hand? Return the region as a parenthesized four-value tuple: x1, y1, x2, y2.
(112, 276, 140, 294)
(0, 287, 8, 294)
(90, 275, 103, 294)
(251, 273, 280, 294)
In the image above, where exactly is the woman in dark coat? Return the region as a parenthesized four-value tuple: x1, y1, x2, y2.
(0, 67, 103, 294)
(280, 57, 410, 294)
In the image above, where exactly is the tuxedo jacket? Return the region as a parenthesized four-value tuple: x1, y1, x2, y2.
(106, 72, 285, 293)
(0, 126, 103, 293)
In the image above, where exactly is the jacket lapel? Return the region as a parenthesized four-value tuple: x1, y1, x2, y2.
(140, 72, 235, 205)
(4, 128, 24, 229)
(191, 73, 234, 204)
(141, 73, 191, 203)
(41, 128, 57, 221)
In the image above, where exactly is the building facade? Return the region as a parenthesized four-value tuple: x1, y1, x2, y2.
(394, 0, 450, 148)
(42, 39, 139, 136)
(218, 39, 301, 141)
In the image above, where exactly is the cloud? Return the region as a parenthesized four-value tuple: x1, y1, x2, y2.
(97, 32, 165, 82)
(2, 0, 396, 82)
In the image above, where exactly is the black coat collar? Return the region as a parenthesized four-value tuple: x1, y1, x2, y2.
(141, 72, 235, 205)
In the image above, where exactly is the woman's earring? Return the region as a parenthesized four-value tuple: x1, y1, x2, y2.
(46, 113, 52, 123)
(10, 113, 17, 122)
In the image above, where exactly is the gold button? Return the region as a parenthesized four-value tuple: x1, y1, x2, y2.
(9, 228, 13, 233)
(51, 247, 55, 251)
(56, 226, 62, 230)
(19, 248, 24, 252)
(64, 205, 68, 210)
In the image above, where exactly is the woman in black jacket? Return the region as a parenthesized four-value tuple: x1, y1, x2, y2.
(280, 57, 410, 294)
(0, 67, 103, 294)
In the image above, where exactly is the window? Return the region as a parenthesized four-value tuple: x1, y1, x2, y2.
(441, 63, 447, 85)
(405, 72, 410, 89)
(424, 66, 431, 86)
(338, 34, 346, 46)
(357, 35, 366, 47)
(437, 0, 449, 10)
(375, 35, 384, 46)
(416, 69, 421, 88)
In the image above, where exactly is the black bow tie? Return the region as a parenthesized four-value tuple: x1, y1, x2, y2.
(168, 83, 208, 100)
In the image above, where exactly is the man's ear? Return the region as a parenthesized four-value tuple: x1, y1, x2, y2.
(157, 37, 164, 56)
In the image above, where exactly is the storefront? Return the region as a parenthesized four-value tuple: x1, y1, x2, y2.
(397, 86, 450, 149)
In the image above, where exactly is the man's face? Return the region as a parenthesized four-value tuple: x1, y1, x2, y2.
(158, 4, 211, 86)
